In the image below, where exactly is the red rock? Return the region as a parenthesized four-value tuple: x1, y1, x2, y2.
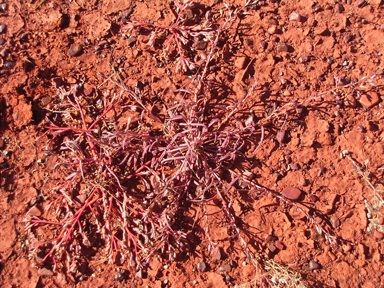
(373, 230, 384, 240)
(281, 186, 301, 200)
(68, 44, 83, 57)
(359, 92, 380, 108)
(275, 241, 284, 250)
(289, 12, 305, 22)
(38, 268, 53, 276)
(27, 205, 42, 217)
(355, 0, 366, 7)
(268, 244, 277, 252)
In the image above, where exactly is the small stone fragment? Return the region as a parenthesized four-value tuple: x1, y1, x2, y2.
(276, 130, 285, 143)
(281, 186, 301, 201)
(275, 241, 284, 250)
(114, 272, 124, 281)
(219, 264, 231, 273)
(192, 40, 207, 50)
(0, 3, 7, 12)
(289, 12, 305, 22)
(38, 268, 54, 276)
(299, 53, 310, 63)
(3, 60, 15, 68)
(212, 247, 222, 261)
(127, 36, 136, 47)
(290, 163, 300, 170)
(277, 42, 289, 52)
(68, 44, 83, 57)
(374, 230, 384, 240)
(135, 269, 143, 278)
(345, 94, 357, 107)
(197, 262, 207, 272)
(344, 32, 353, 43)
(309, 260, 321, 270)
(330, 217, 341, 228)
(41, 96, 52, 106)
(0, 37, 5, 45)
(355, 0, 366, 7)
(268, 26, 277, 34)
(359, 92, 380, 108)
(298, 177, 308, 187)
(27, 205, 42, 217)
(268, 244, 277, 252)
(0, 23, 6, 33)
(335, 3, 345, 13)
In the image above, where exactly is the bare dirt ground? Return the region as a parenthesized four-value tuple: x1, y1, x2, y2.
(1, 0, 384, 287)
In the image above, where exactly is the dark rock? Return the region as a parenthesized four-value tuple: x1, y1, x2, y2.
(0, 37, 5, 45)
(290, 163, 300, 170)
(0, 3, 7, 12)
(0, 23, 6, 33)
(127, 36, 136, 47)
(344, 32, 353, 43)
(276, 130, 285, 143)
(355, 0, 366, 7)
(277, 42, 289, 52)
(212, 247, 222, 261)
(335, 3, 345, 13)
(192, 40, 207, 50)
(197, 262, 207, 272)
(309, 260, 321, 270)
(219, 264, 231, 273)
(330, 217, 341, 228)
(259, 41, 268, 50)
(68, 44, 83, 57)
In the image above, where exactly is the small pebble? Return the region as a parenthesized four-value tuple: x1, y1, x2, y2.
(277, 42, 289, 52)
(135, 269, 143, 279)
(290, 163, 300, 170)
(355, 0, 366, 7)
(38, 268, 53, 276)
(3, 60, 15, 68)
(374, 230, 384, 240)
(309, 260, 321, 270)
(68, 44, 83, 57)
(275, 241, 284, 250)
(0, 3, 7, 12)
(0, 37, 5, 45)
(0, 23, 6, 33)
(225, 275, 231, 282)
(289, 12, 305, 22)
(27, 205, 42, 217)
(276, 130, 285, 143)
(330, 217, 341, 228)
(335, 3, 345, 13)
(219, 264, 231, 273)
(359, 92, 380, 108)
(268, 244, 277, 252)
(299, 53, 309, 63)
(212, 247, 222, 261)
(281, 186, 301, 201)
(114, 272, 124, 281)
(197, 262, 206, 272)
(192, 40, 207, 50)
(127, 36, 137, 47)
